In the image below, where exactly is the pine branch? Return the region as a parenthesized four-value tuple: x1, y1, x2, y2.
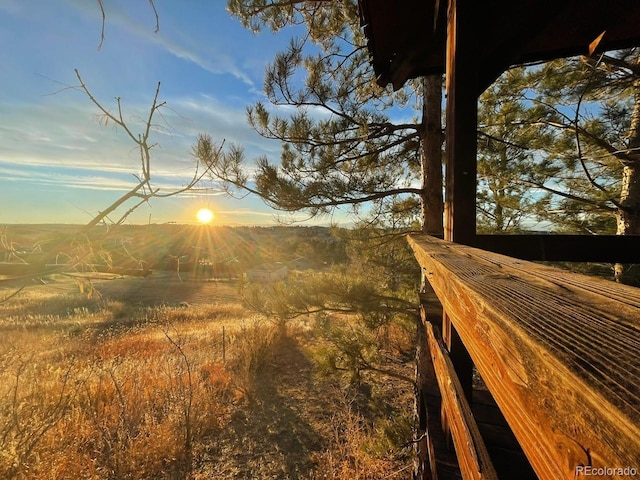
(599, 54, 640, 75)
(239, 0, 328, 16)
(512, 178, 618, 212)
(573, 54, 613, 198)
(521, 98, 637, 164)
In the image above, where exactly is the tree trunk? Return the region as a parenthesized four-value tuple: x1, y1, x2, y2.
(420, 75, 445, 236)
(615, 57, 640, 282)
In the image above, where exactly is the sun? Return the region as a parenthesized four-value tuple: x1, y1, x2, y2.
(196, 207, 214, 224)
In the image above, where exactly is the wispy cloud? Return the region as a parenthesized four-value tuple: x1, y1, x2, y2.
(0, 0, 308, 224)
(152, 33, 256, 89)
(63, 0, 257, 90)
(0, 91, 276, 195)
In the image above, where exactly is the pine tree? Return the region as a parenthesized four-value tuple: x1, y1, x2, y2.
(477, 68, 558, 232)
(504, 50, 640, 237)
(195, 1, 443, 234)
(478, 49, 640, 281)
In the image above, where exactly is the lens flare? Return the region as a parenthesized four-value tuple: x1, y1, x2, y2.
(196, 208, 214, 224)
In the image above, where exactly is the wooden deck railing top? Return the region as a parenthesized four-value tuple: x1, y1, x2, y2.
(408, 234, 640, 479)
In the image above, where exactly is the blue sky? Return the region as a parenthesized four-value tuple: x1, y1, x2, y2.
(0, 0, 327, 226)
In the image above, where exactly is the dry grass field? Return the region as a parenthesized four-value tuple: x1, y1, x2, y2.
(0, 272, 413, 479)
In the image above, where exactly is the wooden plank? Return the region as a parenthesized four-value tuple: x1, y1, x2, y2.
(473, 234, 640, 263)
(426, 321, 498, 480)
(359, 0, 640, 89)
(416, 301, 439, 480)
(429, 282, 472, 403)
(418, 295, 464, 480)
(408, 234, 640, 480)
(443, 315, 473, 403)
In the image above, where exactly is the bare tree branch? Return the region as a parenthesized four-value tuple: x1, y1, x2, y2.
(573, 54, 613, 197)
(1, 72, 212, 292)
(96, 0, 159, 50)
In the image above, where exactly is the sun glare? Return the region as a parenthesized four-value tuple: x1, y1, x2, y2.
(196, 207, 214, 224)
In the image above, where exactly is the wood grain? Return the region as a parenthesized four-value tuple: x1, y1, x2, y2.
(426, 320, 498, 479)
(408, 234, 640, 480)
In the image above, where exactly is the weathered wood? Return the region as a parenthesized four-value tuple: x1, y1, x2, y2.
(415, 301, 436, 480)
(415, 306, 439, 480)
(426, 320, 498, 480)
(442, 0, 478, 445)
(408, 234, 640, 480)
(360, 0, 640, 90)
(417, 287, 464, 480)
(444, 0, 477, 245)
(442, 316, 473, 404)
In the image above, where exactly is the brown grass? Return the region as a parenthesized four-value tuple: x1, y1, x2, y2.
(0, 275, 413, 479)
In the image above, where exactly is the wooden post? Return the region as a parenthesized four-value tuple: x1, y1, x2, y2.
(442, 0, 476, 410)
(444, 0, 478, 245)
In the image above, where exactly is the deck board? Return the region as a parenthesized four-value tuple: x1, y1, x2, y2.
(408, 234, 640, 480)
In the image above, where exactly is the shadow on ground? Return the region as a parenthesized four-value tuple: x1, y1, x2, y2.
(203, 333, 333, 479)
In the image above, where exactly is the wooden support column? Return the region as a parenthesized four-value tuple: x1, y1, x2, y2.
(444, 0, 478, 245)
(442, 0, 477, 406)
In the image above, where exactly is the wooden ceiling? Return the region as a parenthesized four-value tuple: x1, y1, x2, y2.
(359, 0, 640, 90)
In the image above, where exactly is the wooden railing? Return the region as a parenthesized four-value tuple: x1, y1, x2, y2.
(408, 234, 640, 479)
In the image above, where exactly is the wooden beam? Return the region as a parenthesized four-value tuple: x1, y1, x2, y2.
(443, 315, 473, 403)
(417, 286, 465, 479)
(416, 296, 440, 480)
(473, 234, 640, 263)
(470, 1, 570, 94)
(359, 0, 640, 90)
(408, 234, 640, 480)
(442, 0, 477, 431)
(444, 0, 478, 245)
(426, 320, 498, 480)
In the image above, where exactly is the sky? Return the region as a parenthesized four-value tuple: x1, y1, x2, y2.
(0, 0, 330, 226)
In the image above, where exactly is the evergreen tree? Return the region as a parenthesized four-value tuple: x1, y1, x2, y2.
(508, 49, 640, 237)
(477, 50, 640, 281)
(195, 1, 444, 234)
(477, 68, 558, 232)
(241, 223, 418, 384)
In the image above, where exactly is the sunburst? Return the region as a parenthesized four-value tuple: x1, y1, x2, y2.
(196, 207, 214, 224)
